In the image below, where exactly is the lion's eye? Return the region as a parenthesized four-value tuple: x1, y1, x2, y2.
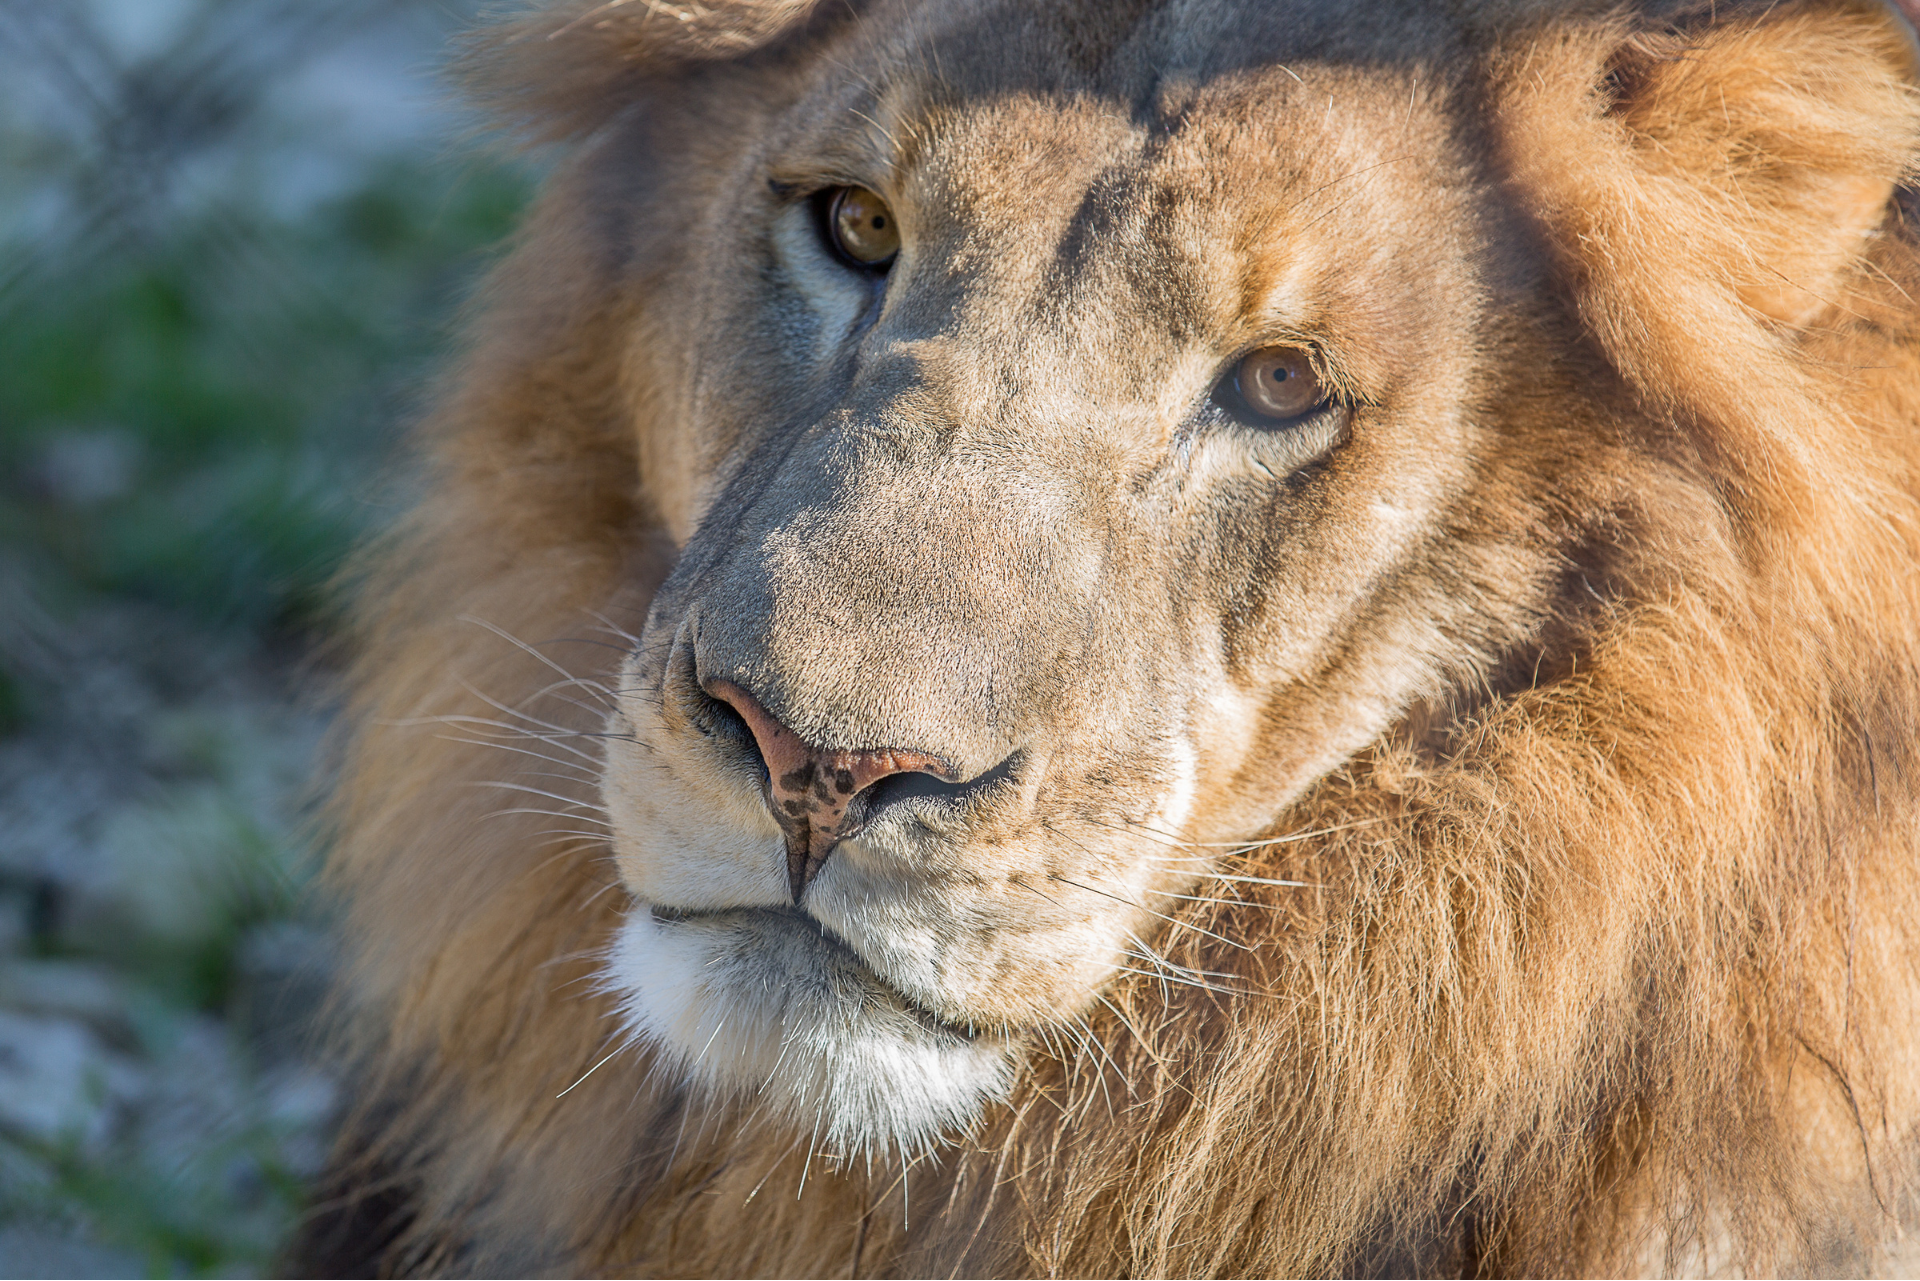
(826, 186, 900, 268)
(1229, 345, 1325, 423)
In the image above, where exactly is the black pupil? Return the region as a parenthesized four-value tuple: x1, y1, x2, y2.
(869, 215, 886, 230)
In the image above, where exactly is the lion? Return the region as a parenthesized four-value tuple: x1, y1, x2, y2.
(299, 0, 1920, 1274)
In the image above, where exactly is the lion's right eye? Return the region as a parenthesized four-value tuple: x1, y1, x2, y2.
(824, 186, 900, 269)
(1226, 345, 1326, 424)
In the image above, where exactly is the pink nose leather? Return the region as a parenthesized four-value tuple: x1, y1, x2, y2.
(704, 679, 961, 899)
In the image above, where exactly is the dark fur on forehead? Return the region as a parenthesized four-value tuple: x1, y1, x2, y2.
(463, 0, 1466, 142)
(458, 0, 1809, 149)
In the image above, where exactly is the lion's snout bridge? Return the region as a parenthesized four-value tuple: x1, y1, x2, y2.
(702, 676, 974, 898)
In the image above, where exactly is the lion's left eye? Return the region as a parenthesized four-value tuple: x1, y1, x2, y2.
(1218, 345, 1327, 424)
(824, 186, 900, 269)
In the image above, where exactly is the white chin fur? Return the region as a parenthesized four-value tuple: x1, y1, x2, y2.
(606, 907, 1015, 1158)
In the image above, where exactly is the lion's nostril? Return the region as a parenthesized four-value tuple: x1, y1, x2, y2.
(701, 677, 964, 901)
(695, 691, 767, 785)
(701, 692, 751, 741)
(845, 769, 976, 832)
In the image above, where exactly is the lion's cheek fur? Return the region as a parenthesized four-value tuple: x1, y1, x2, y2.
(605, 909, 1017, 1156)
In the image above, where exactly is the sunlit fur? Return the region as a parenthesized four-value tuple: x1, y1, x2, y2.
(309, 0, 1920, 1275)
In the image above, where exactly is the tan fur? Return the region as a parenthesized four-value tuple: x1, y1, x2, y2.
(309, 0, 1920, 1274)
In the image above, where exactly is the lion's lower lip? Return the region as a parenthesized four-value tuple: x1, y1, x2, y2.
(645, 902, 983, 1041)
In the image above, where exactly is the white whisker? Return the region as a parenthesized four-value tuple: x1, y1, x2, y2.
(1096, 814, 1377, 850)
(468, 779, 610, 815)
(458, 613, 618, 707)
(1146, 888, 1291, 911)
(586, 610, 644, 648)
(1050, 874, 1253, 952)
(437, 701, 605, 764)
(455, 678, 599, 748)
(1091, 992, 1165, 1072)
(1109, 962, 1245, 999)
(797, 1109, 825, 1198)
(529, 828, 615, 843)
(519, 667, 621, 706)
(556, 1043, 626, 1098)
(1069, 1013, 1121, 1111)
(1119, 928, 1244, 988)
(484, 805, 608, 824)
(1205, 872, 1315, 889)
(435, 734, 601, 776)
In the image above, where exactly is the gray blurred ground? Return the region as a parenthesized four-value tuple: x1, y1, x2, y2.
(0, 2, 527, 1273)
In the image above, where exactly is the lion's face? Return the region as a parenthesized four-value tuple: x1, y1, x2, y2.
(311, 0, 1920, 1269)
(601, 2, 1594, 1153)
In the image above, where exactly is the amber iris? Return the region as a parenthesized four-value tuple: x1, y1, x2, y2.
(1235, 346, 1324, 421)
(828, 186, 900, 267)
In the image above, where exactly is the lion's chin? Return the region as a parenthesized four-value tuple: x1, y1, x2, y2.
(606, 905, 1017, 1157)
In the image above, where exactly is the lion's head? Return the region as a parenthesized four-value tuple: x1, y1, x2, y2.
(312, 0, 1920, 1274)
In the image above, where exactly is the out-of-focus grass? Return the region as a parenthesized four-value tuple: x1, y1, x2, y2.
(0, 20, 532, 1272)
(2, 158, 527, 631)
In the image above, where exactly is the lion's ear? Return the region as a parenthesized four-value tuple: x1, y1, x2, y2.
(1498, 0, 1920, 327)
(1605, 0, 1920, 325)
(1492, 0, 1920, 529)
(460, 0, 825, 141)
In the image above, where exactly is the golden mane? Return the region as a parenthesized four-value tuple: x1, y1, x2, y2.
(304, 0, 1920, 1274)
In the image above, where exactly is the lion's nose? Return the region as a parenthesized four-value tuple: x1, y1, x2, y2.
(703, 678, 963, 901)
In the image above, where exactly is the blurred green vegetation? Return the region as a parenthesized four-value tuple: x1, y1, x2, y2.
(2, 158, 528, 632)
(0, 7, 534, 1274)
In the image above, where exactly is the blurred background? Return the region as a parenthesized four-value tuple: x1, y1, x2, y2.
(0, 1, 531, 1273)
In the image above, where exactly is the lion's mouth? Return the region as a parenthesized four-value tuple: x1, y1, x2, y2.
(645, 901, 984, 1042)
(611, 899, 1016, 1153)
